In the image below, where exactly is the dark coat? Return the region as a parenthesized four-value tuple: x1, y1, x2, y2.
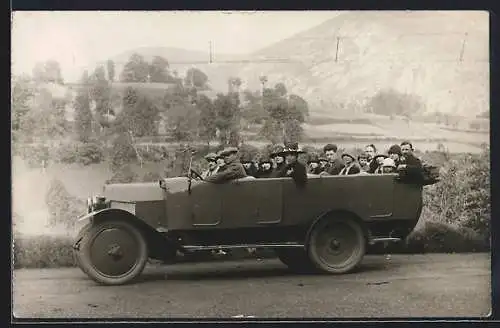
(277, 161, 307, 188)
(323, 158, 345, 175)
(256, 168, 273, 178)
(308, 166, 323, 175)
(398, 153, 423, 183)
(243, 165, 258, 177)
(270, 163, 286, 178)
(338, 163, 361, 175)
(368, 159, 378, 174)
(204, 158, 247, 183)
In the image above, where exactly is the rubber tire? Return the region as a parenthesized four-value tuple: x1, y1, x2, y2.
(307, 217, 366, 274)
(274, 248, 318, 274)
(78, 220, 148, 285)
(73, 223, 92, 270)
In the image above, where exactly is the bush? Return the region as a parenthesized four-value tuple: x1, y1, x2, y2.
(18, 143, 50, 168)
(423, 145, 490, 239)
(106, 164, 139, 184)
(13, 234, 75, 269)
(45, 178, 85, 229)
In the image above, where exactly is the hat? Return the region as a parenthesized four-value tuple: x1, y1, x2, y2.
(319, 156, 328, 162)
(270, 145, 285, 158)
(259, 157, 272, 164)
(358, 152, 369, 161)
(382, 158, 396, 168)
(373, 154, 388, 161)
(278, 142, 306, 156)
(388, 144, 403, 156)
(204, 152, 217, 161)
(341, 153, 355, 161)
(220, 147, 238, 157)
(307, 153, 320, 164)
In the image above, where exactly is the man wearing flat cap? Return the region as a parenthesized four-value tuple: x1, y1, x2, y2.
(256, 156, 273, 178)
(201, 153, 219, 179)
(338, 153, 361, 175)
(204, 147, 247, 183)
(276, 142, 307, 188)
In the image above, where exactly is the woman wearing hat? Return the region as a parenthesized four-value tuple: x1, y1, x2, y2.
(276, 143, 307, 188)
(256, 156, 273, 178)
(387, 144, 403, 167)
(381, 158, 397, 174)
(269, 145, 286, 178)
(307, 154, 322, 175)
(338, 153, 361, 175)
(370, 154, 388, 174)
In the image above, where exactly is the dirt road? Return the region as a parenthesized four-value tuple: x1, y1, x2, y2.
(13, 253, 491, 319)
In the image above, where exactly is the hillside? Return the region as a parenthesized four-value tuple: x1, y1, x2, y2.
(104, 11, 488, 117)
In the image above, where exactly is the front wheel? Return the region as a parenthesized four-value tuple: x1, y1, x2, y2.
(307, 217, 366, 274)
(77, 220, 148, 285)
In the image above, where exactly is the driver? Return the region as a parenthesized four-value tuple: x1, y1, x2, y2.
(204, 147, 247, 183)
(201, 153, 219, 179)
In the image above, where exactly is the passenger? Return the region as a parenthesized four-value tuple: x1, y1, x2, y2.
(201, 153, 219, 179)
(365, 144, 379, 173)
(318, 156, 328, 173)
(381, 158, 397, 174)
(307, 154, 322, 175)
(276, 143, 308, 188)
(216, 151, 226, 172)
(387, 144, 403, 167)
(372, 154, 388, 174)
(256, 157, 273, 178)
(270, 145, 286, 178)
(319, 143, 345, 176)
(241, 155, 258, 177)
(204, 147, 247, 183)
(357, 152, 370, 172)
(398, 141, 423, 183)
(338, 153, 361, 175)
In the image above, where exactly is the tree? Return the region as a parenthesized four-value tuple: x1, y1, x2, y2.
(366, 89, 425, 118)
(166, 104, 200, 142)
(32, 60, 64, 84)
(274, 82, 287, 97)
(184, 68, 208, 89)
(196, 94, 217, 145)
(116, 87, 159, 137)
(149, 56, 172, 83)
(106, 59, 116, 82)
(12, 75, 33, 132)
(89, 65, 113, 129)
(214, 93, 240, 146)
(241, 89, 267, 124)
(73, 75, 93, 142)
(120, 53, 150, 82)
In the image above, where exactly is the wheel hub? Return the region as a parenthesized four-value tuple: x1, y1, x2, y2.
(107, 244, 123, 261)
(90, 228, 140, 277)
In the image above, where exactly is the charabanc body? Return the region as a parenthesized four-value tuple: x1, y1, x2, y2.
(73, 172, 431, 285)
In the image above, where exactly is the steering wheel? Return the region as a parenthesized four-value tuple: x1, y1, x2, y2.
(189, 168, 204, 180)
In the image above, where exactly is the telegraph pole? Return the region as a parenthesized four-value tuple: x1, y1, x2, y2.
(209, 41, 213, 64)
(335, 37, 340, 62)
(459, 32, 467, 63)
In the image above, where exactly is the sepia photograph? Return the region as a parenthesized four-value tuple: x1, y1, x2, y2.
(11, 10, 491, 319)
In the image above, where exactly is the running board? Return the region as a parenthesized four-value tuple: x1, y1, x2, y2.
(368, 237, 402, 245)
(183, 242, 304, 251)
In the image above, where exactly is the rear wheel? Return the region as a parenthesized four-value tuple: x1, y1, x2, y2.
(275, 248, 318, 273)
(78, 220, 148, 285)
(307, 217, 366, 274)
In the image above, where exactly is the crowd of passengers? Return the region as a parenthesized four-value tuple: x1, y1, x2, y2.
(199, 141, 423, 186)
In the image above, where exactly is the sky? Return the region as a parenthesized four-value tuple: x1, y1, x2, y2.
(11, 11, 340, 82)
